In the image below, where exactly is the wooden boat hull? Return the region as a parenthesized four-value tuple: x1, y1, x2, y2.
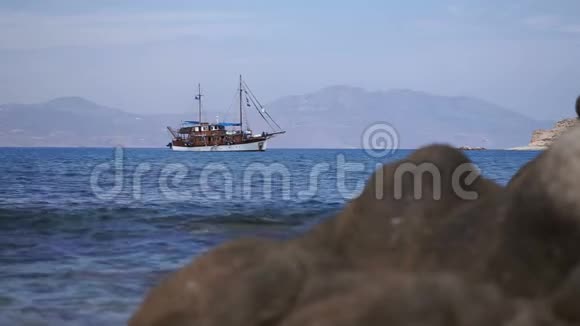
(171, 139, 267, 152)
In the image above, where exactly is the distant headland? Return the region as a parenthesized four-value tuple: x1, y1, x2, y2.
(457, 145, 486, 151)
(510, 96, 580, 151)
(510, 119, 578, 150)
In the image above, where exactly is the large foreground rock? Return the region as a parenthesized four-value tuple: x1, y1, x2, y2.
(130, 126, 580, 326)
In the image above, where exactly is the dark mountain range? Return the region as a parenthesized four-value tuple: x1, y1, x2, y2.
(0, 88, 550, 148)
(263, 86, 549, 148)
(0, 97, 186, 147)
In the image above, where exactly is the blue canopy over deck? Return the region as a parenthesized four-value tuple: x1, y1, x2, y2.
(181, 121, 241, 127)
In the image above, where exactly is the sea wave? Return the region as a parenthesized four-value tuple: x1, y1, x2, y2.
(0, 200, 342, 232)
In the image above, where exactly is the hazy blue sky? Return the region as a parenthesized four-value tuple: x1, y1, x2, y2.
(0, 0, 579, 120)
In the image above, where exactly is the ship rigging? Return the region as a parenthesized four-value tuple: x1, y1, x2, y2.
(166, 75, 285, 152)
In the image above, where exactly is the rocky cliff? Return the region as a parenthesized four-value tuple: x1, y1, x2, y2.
(510, 117, 578, 150)
(526, 118, 578, 149)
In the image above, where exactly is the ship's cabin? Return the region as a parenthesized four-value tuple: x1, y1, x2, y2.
(177, 122, 247, 138)
(190, 124, 226, 132)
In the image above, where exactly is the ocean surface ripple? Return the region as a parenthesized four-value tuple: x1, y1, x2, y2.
(0, 147, 539, 325)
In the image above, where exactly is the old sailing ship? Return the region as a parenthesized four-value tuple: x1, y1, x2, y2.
(166, 76, 285, 152)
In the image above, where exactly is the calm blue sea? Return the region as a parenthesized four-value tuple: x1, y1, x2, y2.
(0, 147, 540, 325)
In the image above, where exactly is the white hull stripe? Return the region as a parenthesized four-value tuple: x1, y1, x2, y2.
(171, 140, 267, 152)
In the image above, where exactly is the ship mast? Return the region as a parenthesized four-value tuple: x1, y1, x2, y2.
(239, 75, 243, 133)
(197, 83, 202, 124)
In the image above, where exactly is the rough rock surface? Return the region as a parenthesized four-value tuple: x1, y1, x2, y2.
(526, 118, 578, 149)
(130, 126, 580, 326)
